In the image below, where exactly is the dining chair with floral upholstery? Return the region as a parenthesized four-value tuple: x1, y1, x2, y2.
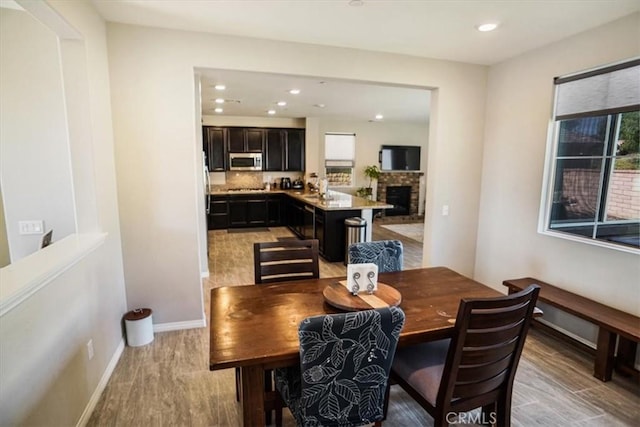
(348, 240, 403, 273)
(274, 307, 405, 427)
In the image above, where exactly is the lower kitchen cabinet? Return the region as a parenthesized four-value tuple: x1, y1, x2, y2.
(229, 195, 268, 227)
(267, 194, 283, 226)
(208, 196, 228, 230)
(211, 193, 361, 262)
(286, 198, 305, 238)
(315, 209, 360, 262)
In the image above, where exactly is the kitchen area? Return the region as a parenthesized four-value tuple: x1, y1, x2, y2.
(204, 125, 393, 263)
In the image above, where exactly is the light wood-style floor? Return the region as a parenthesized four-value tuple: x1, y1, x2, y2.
(88, 223, 639, 426)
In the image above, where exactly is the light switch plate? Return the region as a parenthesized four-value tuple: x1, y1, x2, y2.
(18, 220, 44, 235)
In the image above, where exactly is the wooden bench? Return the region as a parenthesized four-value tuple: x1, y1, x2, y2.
(503, 277, 640, 382)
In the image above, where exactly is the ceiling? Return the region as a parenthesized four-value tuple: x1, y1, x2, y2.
(196, 69, 431, 123)
(91, 0, 639, 123)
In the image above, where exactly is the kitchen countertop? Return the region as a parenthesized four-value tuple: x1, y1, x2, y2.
(209, 188, 393, 211)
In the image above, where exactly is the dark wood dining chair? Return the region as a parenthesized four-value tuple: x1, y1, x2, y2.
(390, 284, 540, 427)
(235, 239, 320, 422)
(254, 239, 320, 284)
(274, 307, 406, 427)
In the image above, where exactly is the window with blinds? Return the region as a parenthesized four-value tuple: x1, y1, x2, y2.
(540, 58, 639, 251)
(325, 133, 355, 186)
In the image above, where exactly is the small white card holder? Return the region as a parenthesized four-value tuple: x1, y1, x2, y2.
(346, 263, 378, 295)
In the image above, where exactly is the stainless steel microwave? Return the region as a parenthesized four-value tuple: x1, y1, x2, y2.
(229, 152, 262, 171)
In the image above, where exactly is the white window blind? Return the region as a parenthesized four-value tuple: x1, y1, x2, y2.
(554, 59, 640, 120)
(325, 133, 355, 160)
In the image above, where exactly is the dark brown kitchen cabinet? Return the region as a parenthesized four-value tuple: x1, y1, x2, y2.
(203, 126, 226, 171)
(315, 208, 361, 262)
(285, 129, 305, 171)
(286, 197, 305, 238)
(264, 128, 305, 172)
(227, 127, 264, 153)
(228, 195, 268, 227)
(208, 195, 228, 230)
(267, 194, 283, 226)
(265, 129, 285, 171)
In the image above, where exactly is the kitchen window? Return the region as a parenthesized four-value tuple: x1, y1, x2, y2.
(540, 59, 639, 252)
(325, 133, 355, 186)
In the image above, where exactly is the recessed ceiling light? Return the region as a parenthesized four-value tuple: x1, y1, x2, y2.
(477, 23, 498, 32)
(289, 89, 301, 95)
(349, 0, 364, 6)
(215, 98, 225, 104)
(214, 107, 223, 113)
(267, 110, 276, 115)
(277, 101, 287, 106)
(314, 103, 326, 108)
(214, 84, 226, 91)
(375, 114, 384, 120)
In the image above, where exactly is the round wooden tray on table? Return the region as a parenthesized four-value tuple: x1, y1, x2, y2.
(323, 282, 402, 311)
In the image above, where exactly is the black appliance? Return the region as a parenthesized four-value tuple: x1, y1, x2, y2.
(280, 177, 291, 189)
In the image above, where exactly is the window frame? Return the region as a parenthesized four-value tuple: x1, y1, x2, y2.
(539, 112, 639, 255)
(324, 133, 356, 187)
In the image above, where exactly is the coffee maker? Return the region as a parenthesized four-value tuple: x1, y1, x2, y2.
(280, 177, 291, 189)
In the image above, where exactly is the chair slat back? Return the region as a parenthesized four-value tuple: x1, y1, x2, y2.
(438, 285, 540, 412)
(254, 239, 320, 284)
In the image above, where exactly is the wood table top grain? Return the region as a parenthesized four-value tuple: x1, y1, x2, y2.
(209, 266, 502, 371)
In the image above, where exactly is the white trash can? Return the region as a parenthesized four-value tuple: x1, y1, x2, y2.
(124, 308, 154, 347)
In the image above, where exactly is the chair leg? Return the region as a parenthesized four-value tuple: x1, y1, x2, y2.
(235, 367, 240, 402)
(274, 390, 284, 427)
(496, 398, 511, 427)
(481, 403, 496, 426)
(265, 370, 273, 425)
(382, 382, 391, 420)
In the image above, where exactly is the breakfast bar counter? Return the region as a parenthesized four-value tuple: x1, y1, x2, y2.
(209, 188, 392, 212)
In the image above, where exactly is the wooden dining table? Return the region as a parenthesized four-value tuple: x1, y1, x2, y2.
(209, 266, 502, 426)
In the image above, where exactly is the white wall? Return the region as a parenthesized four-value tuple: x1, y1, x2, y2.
(0, 8, 76, 262)
(311, 118, 429, 201)
(106, 24, 487, 322)
(0, 0, 127, 424)
(475, 12, 640, 324)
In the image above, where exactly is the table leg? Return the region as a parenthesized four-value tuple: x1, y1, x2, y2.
(594, 328, 616, 382)
(240, 365, 265, 426)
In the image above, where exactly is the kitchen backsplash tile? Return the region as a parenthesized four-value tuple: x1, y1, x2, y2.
(209, 171, 305, 191)
(225, 172, 264, 189)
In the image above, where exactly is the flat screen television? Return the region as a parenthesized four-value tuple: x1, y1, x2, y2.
(379, 145, 421, 171)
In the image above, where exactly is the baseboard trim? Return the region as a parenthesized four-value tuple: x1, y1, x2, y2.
(153, 318, 206, 333)
(77, 338, 125, 427)
(535, 317, 597, 350)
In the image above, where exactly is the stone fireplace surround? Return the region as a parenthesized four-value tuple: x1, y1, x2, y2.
(376, 172, 424, 222)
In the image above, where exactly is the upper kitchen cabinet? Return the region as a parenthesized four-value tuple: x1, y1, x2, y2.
(264, 128, 305, 172)
(264, 129, 285, 171)
(203, 126, 226, 171)
(227, 127, 264, 153)
(285, 129, 305, 171)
